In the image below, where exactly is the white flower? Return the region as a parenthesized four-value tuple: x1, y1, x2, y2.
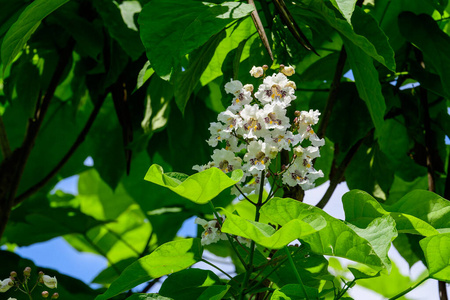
(211, 149, 242, 173)
(217, 109, 242, 133)
(193, 161, 213, 172)
(297, 109, 324, 147)
(207, 122, 229, 147)
(243, 84, 254, 93)
(8, 298, 17, 300)
(195, 217, 227, 246)
(0, 278, 13, 292)
(238, 104, 265, 140)
(42, 275, 57, 289)
(224, 80, 252, 112)
(243, 140, 270, 174)
(267, 129, 299, 151)
(254, 73, 296, 107)
(224, 79, 243, 95)
(250, 66, 264, 78)
(258, 102, 290, 131)
(282, 149, 324, 190)
(281, 65, 295, 76)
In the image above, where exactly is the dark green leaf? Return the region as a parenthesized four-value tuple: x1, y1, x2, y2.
(174, 30, 226, 113)
(330, 0, 357, 25)
(159, 269, 221, 299)
(398, 12, 450, 97)
(138, 0, 254, 78)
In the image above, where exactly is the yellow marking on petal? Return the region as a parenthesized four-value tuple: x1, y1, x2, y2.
(307, 164, 311, 168)
(296, 176, 301, 180)
(230, 124, 233, 128)
(309, 129, 315, 134)
(236, 98, 240, 103)
(217, 136, 221, 140)
(270, 120, 273, 124)
(261, 160, 265, 165)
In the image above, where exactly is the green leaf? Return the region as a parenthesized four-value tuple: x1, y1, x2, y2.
(138, 0, 254, 78)
(126, 294, 173, 300)
(271, 284, 319, 300)
(95, 238, 203, 300)
(144, 164, 243, 204)
(174, 30, 226, 113)
(220, 211, 326, 249)
(93, 0, 144, 60)
(343, 190, 439, 236)
(420, 233, 450, 281)
(386, 190, 450, 231)
(346, 215, 398, 270)
(198, 285, 229, 300)
(136, 61, 154, 91)
(1, 0, 69, 68)
(261, 198, 385, 269)
(398, 12, 450, 97)
(343, 38, 386, 132)
(348, 266, 380, 280)
(159, 269, 222, 300)
(291, 0, 396, 71)
(330, 0, 357, 25)
(425, 0, 448, 14)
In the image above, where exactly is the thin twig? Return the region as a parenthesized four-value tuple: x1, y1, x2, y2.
(14, 93, 107, 205)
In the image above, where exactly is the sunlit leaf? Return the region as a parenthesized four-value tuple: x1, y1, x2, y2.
(420, 233, 450, 282)
(144, 164, 243, 204)
(1, 0, 69, 68)
(95, 238, 203, 300)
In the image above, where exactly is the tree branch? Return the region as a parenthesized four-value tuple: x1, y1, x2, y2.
(249, 0, 274, 61)
(14, 93, 107, 205)
(317, 46, 347, 139)
(0, 114, 12, 159)
(316, 134, 366, 209)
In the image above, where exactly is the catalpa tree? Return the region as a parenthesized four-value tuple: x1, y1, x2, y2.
(0, 0, 449, 299)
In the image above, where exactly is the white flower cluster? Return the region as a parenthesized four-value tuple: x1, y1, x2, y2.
(194, 65, 324, 193)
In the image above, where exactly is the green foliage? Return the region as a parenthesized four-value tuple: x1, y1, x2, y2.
(1, 0, 450, 299)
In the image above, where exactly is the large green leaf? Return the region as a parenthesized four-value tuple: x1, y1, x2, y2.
(126, 294, 173, 300)
(159, 269, 222, 300)
(343, 38, 385, 132)
(398, 12, 450, 97)
(346, 215, 398, 270)
(220, 211, 326, 249)
(290, 0, 396, 72)
(271, 284, 319, 300)
(174, 30, 225, 113)
(420, 233, 450, 282)
(93, 0, 144, 60)
(261, 198, 385, 269)
(343, 190, 439, 236)
(144, 164, 243, 204)
(1, 0, 69, 68)
(138, 0, 254, 78)
(95, 238, 203, 300)
(386, 190, 450, 232)
(330, 0, 357, 25)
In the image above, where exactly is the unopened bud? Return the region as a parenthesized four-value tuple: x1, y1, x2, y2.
(262, 65, 269, 70)
(39, 271, 44, 278)
(24, 267, 31, 276)
(294, 110, 301, 117)
(281, 164, 286, 170)
(279, 64, 285, 69)
(10, 271, 17, 278)
(51, 293, 59, 299)
(42, 291, 49, 298)
(265, 172, 271, 178)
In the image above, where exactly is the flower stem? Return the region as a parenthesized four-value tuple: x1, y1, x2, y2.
(207, 201, 247, 270)
(284, 246, 309, 300)
(388, 276, 430, 300)
(201, 259, 236, 281)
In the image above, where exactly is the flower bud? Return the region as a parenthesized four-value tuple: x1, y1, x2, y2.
(42, 275, 57, 289)
(281, 164, 286, 170)
(294, 110, 301, 117)
(250, 66, 264, 78)
(262, 64, 269, 70)
(42, 291, 49, 298)
(51, 292, 59, 299)
(23, 267, 31, 277)
(281, 65, 295, 76)
(39, 271, 44, 279)
(10, 271, 17, 278)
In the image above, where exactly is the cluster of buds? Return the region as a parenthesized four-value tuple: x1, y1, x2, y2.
(0, 267, 58, 299)
(194, 65, 324, 194)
